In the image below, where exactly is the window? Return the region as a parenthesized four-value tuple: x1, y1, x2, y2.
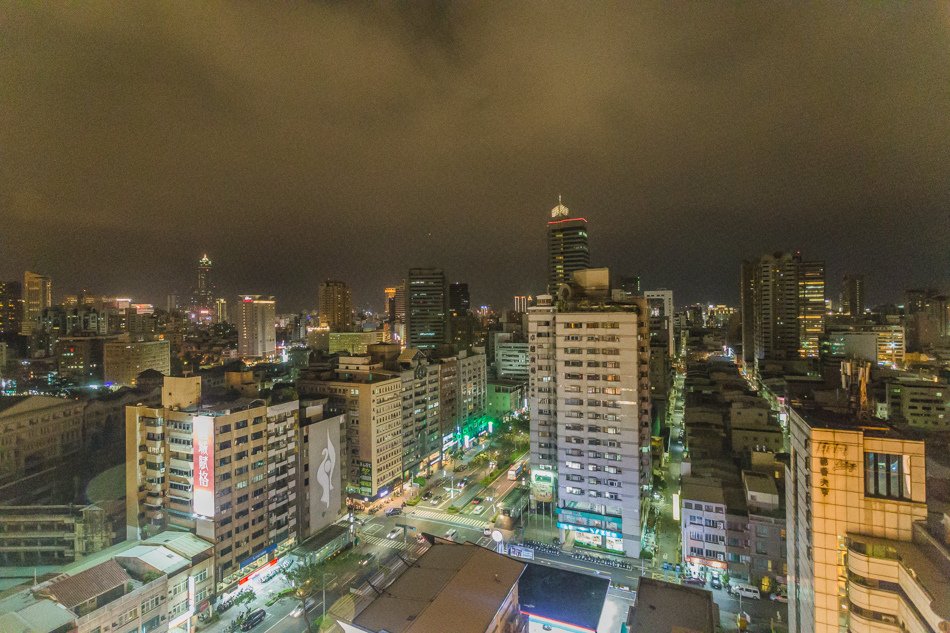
(566, 486, 583, 495)
(864, 452, 910, 500)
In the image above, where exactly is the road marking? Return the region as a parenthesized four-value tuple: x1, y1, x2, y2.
(410, 508, 489, 529)
(360, 534, 410, 550)
(363, 523, 382, 535)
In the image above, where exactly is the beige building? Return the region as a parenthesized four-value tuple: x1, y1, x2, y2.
(0, 395, 84, 504)
(126, 376, 296, 592)
(883, 378, 948, 429)
(0, 504, 112, 567)
(319, 280, 353, 332)
(236, 294, 276, 358)
(786, 407, 935, 633)
(103, 339, 171, 386)
(298, 356, 403, 500)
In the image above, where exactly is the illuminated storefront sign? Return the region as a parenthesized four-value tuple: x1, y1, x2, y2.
(192, 416, 215, 517)
(686, 556, 727, 570)
(530, 471, 555, 503)
(556, 522, 622, 539)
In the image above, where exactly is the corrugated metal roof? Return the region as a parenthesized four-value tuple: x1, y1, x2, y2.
(44, 559, 130, 609)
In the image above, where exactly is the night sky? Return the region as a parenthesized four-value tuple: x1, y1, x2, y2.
(2, 3, 948, 312)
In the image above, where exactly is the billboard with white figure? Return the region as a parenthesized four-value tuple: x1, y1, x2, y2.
(303, 413, 344, 536)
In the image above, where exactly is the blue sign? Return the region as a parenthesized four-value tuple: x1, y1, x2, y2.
(239, 544, 277, 569)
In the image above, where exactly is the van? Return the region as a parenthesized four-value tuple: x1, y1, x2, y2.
(241, 609, 266, 630)
(444, 529, 458, 540)
(733, 584, 761, 600)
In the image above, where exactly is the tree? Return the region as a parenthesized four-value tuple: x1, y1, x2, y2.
(283, 559, 323, 632)
(232, 589, 255, 619)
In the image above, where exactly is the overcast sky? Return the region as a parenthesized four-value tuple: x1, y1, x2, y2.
(2, 2, 948, 312)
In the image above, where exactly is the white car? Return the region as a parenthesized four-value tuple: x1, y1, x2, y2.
(386, 528, 401, 540)
(472, 505, 485, 515)
(292, 598, 318, 617)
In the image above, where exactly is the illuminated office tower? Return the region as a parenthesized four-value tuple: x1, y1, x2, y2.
(797, 257, 826, 358)
(741, 252, 825, 362)
(407, 268, 447, 351)
(191, 254, 214, 317)
(547, 197, 590, 295)
(784, 407, 948, 633)
(528, 280, 651, 557)
(319, 280, 352, 332)
(125, 377, 298, 592)
(513, 295, 532, 313)
(22, 271, 52, 335)
(237, 295, 277, 358)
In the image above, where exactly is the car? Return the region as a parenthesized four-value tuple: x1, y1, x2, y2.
(770, 593, 788, 603)
(710, 577, 723, 590)
(422, 491, 433, 500)
(483, 527, 492, 536)
(216, 598, 234, 613)
(472, 505, 485, 515)
(386, 528, 401, 540)
(472, 497, 483, 504)
(429, 495, 443, 505)
(444, 528, 458, 540)
(358, 553, 376, 567)
(241, 609, 266, 630)
(385, 507, 401, 517)
(683, 577, 706, 587)
(292, 598, 318, 617)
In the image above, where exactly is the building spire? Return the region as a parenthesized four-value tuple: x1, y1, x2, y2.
(551, 195, 570, 218)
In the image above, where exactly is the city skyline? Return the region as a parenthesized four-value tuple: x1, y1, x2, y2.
(3, 3, 949, 311)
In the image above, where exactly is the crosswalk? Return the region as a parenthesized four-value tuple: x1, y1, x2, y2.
(360, 534, 410, 550)
(409, 508, 490, 530)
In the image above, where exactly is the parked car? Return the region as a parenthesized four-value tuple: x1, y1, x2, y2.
(386, 528, 401, 540)
(732, 584, 762, 599)
(710, 577, 723, 590)
(216, 598, 234, 613)
(241, 609, 266, 630)
(683, 577, 706, 587)
(770, 592, 788, 603)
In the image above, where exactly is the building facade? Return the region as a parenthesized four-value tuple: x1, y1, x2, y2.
(528, 293, 651, 556)
(0, 280, 22, 335)
(22, 271, 52, 335)
(547, 198, 590, 295)
(407, 268, 447, 351)
(319, 280, 353, 332)
(103, 339, 171, 386)
(786, 407, 928, 633)
(125, 377, 297, 591)
(236, 295, 276, 358)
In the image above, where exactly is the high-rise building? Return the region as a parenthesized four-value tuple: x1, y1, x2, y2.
(236, 295, 276, 358)
(319, 280, 353, 332)
(448, 282, 470, 317)
(0, 281, 22, 335)
(214, 298, 228, 323)
(21, 271, 52, 335)
(125, 377, 299, 592)
(645, 289, 675, 359)
(103, 339, 171, 386)
(192, 254, 214, 312)
(741, 252, 825, 362)
(407, 268, 447, 351)
(547, 197, 590, 294)
(394, 280, 407, 323)
(384, 286, 398, 322)
(840, 274, 865, 317)
(528, 285, 651, 557)
(797, 257, 826, 358)
(784, 407, 943, 633)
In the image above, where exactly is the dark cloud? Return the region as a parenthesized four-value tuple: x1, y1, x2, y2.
(1, 2, 948, 311)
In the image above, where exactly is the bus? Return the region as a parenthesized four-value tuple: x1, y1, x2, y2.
(507, 461, 525, 481)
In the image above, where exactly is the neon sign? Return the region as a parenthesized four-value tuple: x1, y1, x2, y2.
(193, 416, 215, 517)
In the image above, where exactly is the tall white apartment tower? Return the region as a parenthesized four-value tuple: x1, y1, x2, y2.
(237, 295, 276, 358)
(528, 286, 651, 557)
